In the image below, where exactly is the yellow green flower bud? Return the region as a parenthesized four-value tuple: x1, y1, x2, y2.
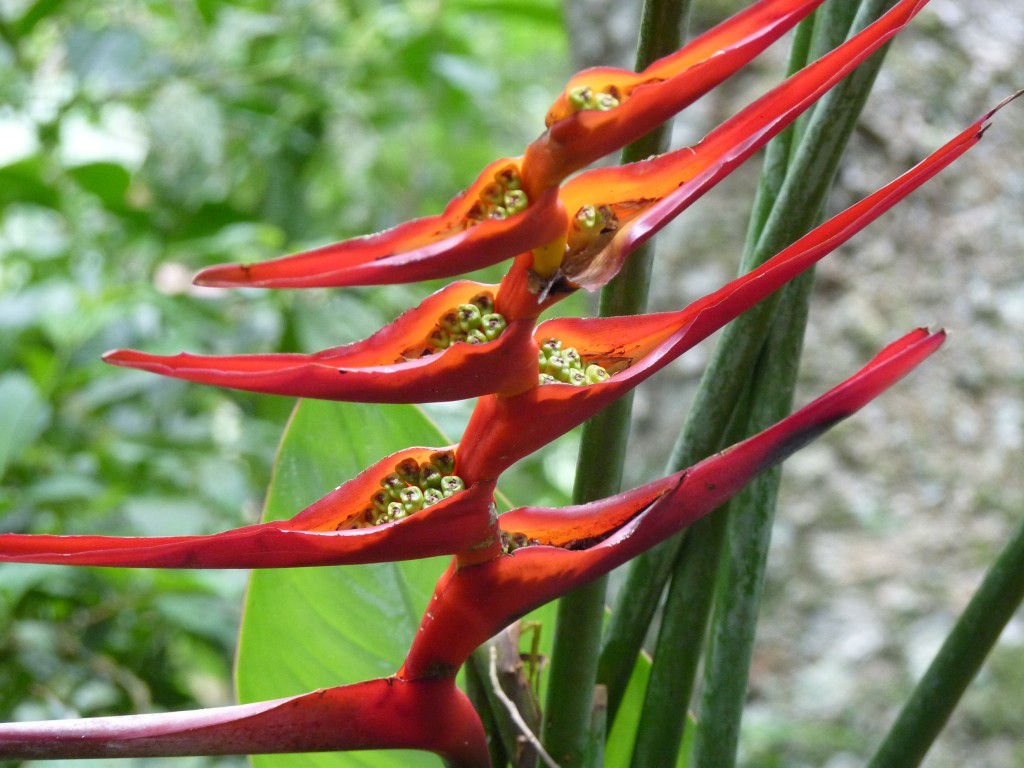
(428, 327, 450, 349)
(440, 475, 465, 498)
(387, 501, 406, 521)
(458, 303, 483, 331)
(539, 373, 558, 385)
(494, 165, 521, 190)
(371, 490, 391, 515)
(567, 368, 587, 386)
(585, 364, 611, 384)
(440, 310, 463, 335)
(540, 338, 562, 358)
(481, 313, 507, 341)
(395, 458, 421, 485)
(430, 450, 457, 476)
(423, 487, 444, 506)
(503, 189, 528, 215)
(400, 485, 425, 514)
(419, 463, 443, 489)
(381, 473, 405, 500)
(568, 85, 594, 110)
(470, 291, 495, 314)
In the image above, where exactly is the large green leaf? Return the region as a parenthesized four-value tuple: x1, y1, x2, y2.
(236, 400, 453, 768)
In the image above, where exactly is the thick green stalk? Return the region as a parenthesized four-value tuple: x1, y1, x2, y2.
(540, 1, 692, 765)
(867, 513, 1024, 768)
(690, 270, 813, 766)
(632, 1, 899, 763)
(599, 6, 817, 726)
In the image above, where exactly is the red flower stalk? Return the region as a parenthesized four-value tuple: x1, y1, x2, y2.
(402, 329, 946, 678)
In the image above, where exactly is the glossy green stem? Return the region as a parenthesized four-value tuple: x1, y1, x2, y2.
(598, 6, 816, 728)
(693, 3, 897, 766)
(540, 1, 693, 765)
(867, 513, 1024, 768)
(631, 1, 898, 764)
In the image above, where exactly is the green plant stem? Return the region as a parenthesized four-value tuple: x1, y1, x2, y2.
(867, 513, 1024, 768)
(597, 14, 816, 720)
(690, 270, 813, 765)
(540, 1, 692, 765)
(629, 1, 899, 763)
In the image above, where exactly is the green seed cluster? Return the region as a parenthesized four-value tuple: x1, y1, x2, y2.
(344, 450, 465, 529)
(427, 291, 507, 350)
(567, 85, 621, 113)
(537, 338, 611, 386)
(467, 165, 529, 223)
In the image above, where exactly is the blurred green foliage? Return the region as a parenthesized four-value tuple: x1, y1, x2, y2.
(0, 0, 568, 752)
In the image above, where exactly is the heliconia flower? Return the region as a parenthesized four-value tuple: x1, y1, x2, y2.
(103, 281, 540, 403)
(0, 447, 497, 569)
(0, 677, 489, 768)
(186, 0, 893, 291)
(402, 328, 946, 678)
(528, 0, 931, 286)
(457, 106, 994, 482)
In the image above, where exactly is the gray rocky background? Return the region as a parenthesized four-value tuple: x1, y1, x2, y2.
(565, 1, 1024, 765)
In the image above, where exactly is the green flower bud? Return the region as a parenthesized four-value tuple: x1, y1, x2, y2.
(546, 355, 569, 381)
(540, 338, 562, 358)
(470, 291, 495, 314)
(395, 458, 421, 485)
(423, 487, 444, 506)
(428, 327, 450, 349)
(562, 347, 582, 368)
(568, 85, 593, 111)
(481, 182, 505, 206)
(575, 205, 599, 231)
(371, 490, 392, 515)
(430, 450, 457, 476)
(440, 475, 465, 498)
(567, 367, 587, 386)
(539, 373, 558, 385)
(466, 329, 488, 344)
(487, 205, 509, 220)
(419, 463, 443, 489)
(594, 92, 620, 111)
(381, 473, 405, 500)
(399, 485, 424, 514)
(585, 364, 611, 384)
(440, 310, 463, 335)
(457, 303, 483, 331)
(482, 313, 507, 341)
(503, 189, 528, 214)
(494, 165, 521, 190)
(387, 501, 406, 521)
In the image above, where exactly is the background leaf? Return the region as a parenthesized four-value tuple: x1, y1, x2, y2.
(236, 399, 453, 768)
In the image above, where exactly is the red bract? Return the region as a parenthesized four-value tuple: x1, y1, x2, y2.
(0, 447, 496, 568)
(0, 677, 489, 766)
(104, 281, 540, 402)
